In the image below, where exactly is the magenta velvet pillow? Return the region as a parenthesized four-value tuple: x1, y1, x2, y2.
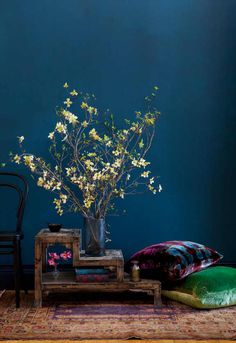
(127, 241, 223, 281)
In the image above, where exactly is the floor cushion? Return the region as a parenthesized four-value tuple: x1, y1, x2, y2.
(126, 241, 223, 282)
(162, 266, 236, 309)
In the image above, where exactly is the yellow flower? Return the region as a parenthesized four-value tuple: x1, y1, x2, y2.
(53, 198, 61, 206)
(52, 182, 62, 191)
(66, 167, 76, 176)
(93, 171, 103, 181)
(48, 132, 54, 140)
(64, 98, 72, 107)
(139, 139, 144, 149)
(149, 177, 154, 184)
(17, 136, 24, 144)
(23, 155, 34, 165)
(84, 196, 95, 209)
(37, 177, 44, 187)
(148, 184, 154, 192)
(23, 155, 36, 171)
(68, 114, 78, 125)
(81, 102, 88, 109)
(13, 154, 21, 164)
(53, 198, 64, 215)
(141, 171, 150, 178)
(139, 158, 150, 167)
(87, 106, 97, 115)
(130, 124, 142, 134)
(105, 140, 112, 147)
(89, 128, 101, 141)
(132, 158, 150, 168)
(55, 122, 67, 134)
(81, 120, 88, 128)
(145, 116, 155, 126)
(30, 165, 36, 172)
(43, 171, 48, 178)
(70, 89, 78, 96)
(63, 82, 69, 88)
(62, 110, 78, 125)
(131, 159, 139, 167)
(84, 200, 92, 209)
(60, 193, 68, 204)
(113, 159, 122, 169)
(84, 159, 95, 171)
(112, 149, 120, 156)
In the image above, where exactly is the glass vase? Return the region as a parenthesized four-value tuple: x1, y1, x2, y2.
(84, 217, 105, 256)
(52, 264, 60, 279)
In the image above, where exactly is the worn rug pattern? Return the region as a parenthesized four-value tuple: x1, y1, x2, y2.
(0, 291, 236, 340)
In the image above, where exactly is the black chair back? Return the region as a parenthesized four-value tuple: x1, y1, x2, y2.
(0, 172, 28, 233)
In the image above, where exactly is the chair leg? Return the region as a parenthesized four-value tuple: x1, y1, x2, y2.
(19, 244, 28, 294)
(14, 240, 21, 308)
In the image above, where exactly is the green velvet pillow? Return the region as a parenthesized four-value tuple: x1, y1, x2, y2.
(162, 266, 236, 309)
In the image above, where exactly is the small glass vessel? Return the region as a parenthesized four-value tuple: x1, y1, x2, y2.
(131, 260, 140, 282)
(52, 264, 60, 279)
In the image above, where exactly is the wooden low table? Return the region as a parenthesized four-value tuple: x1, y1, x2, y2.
(34, 229, 161, 307)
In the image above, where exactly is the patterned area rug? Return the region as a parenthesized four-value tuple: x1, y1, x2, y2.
(0, 291, 236, 340)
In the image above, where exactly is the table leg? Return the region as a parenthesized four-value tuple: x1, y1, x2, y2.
(154, 286, 162, 308)
(73, 238, 80, 265)
(42, 243, 48, 273)
(34, 239, 42, 307)
(117, 262, 124, 282)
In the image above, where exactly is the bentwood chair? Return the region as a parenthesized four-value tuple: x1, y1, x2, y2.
(0, 172, 28, 307)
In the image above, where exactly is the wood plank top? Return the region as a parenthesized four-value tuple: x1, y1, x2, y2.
(73, 249, 124, 266)
(79, 249, 123, 260)
(35, 228, 81, 242)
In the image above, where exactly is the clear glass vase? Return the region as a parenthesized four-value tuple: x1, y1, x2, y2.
(52, 264, 60, 279)
(84, 217, 105, 256)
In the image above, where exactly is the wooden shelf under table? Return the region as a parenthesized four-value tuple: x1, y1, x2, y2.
(41, 271, 162, 307)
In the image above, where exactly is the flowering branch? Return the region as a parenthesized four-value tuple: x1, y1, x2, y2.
(9, 84, 162, 219)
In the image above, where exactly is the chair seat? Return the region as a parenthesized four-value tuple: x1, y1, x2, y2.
(0, 231, 24, 241)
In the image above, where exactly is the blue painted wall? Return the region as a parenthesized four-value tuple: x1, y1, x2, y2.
(0, 0, 235, 263)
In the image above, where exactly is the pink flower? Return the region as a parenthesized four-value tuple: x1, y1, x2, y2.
(60, 251, 72, 260)
(48, 252, 60, 260)
(48, 258, 57, 266)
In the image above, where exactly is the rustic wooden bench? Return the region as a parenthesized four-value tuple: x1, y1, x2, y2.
(34, 229, 162, 307)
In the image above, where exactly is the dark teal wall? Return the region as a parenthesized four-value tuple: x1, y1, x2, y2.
(0, 0, 236, 263)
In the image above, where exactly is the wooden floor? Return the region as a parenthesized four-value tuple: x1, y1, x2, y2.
(3, 340, 235, 343)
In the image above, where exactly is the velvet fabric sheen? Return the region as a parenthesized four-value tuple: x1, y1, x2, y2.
(127, 241, 223, 281)
(162, 266, 236, 309)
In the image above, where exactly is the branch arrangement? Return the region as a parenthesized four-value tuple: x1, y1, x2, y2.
(10, 84, 162, 219)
